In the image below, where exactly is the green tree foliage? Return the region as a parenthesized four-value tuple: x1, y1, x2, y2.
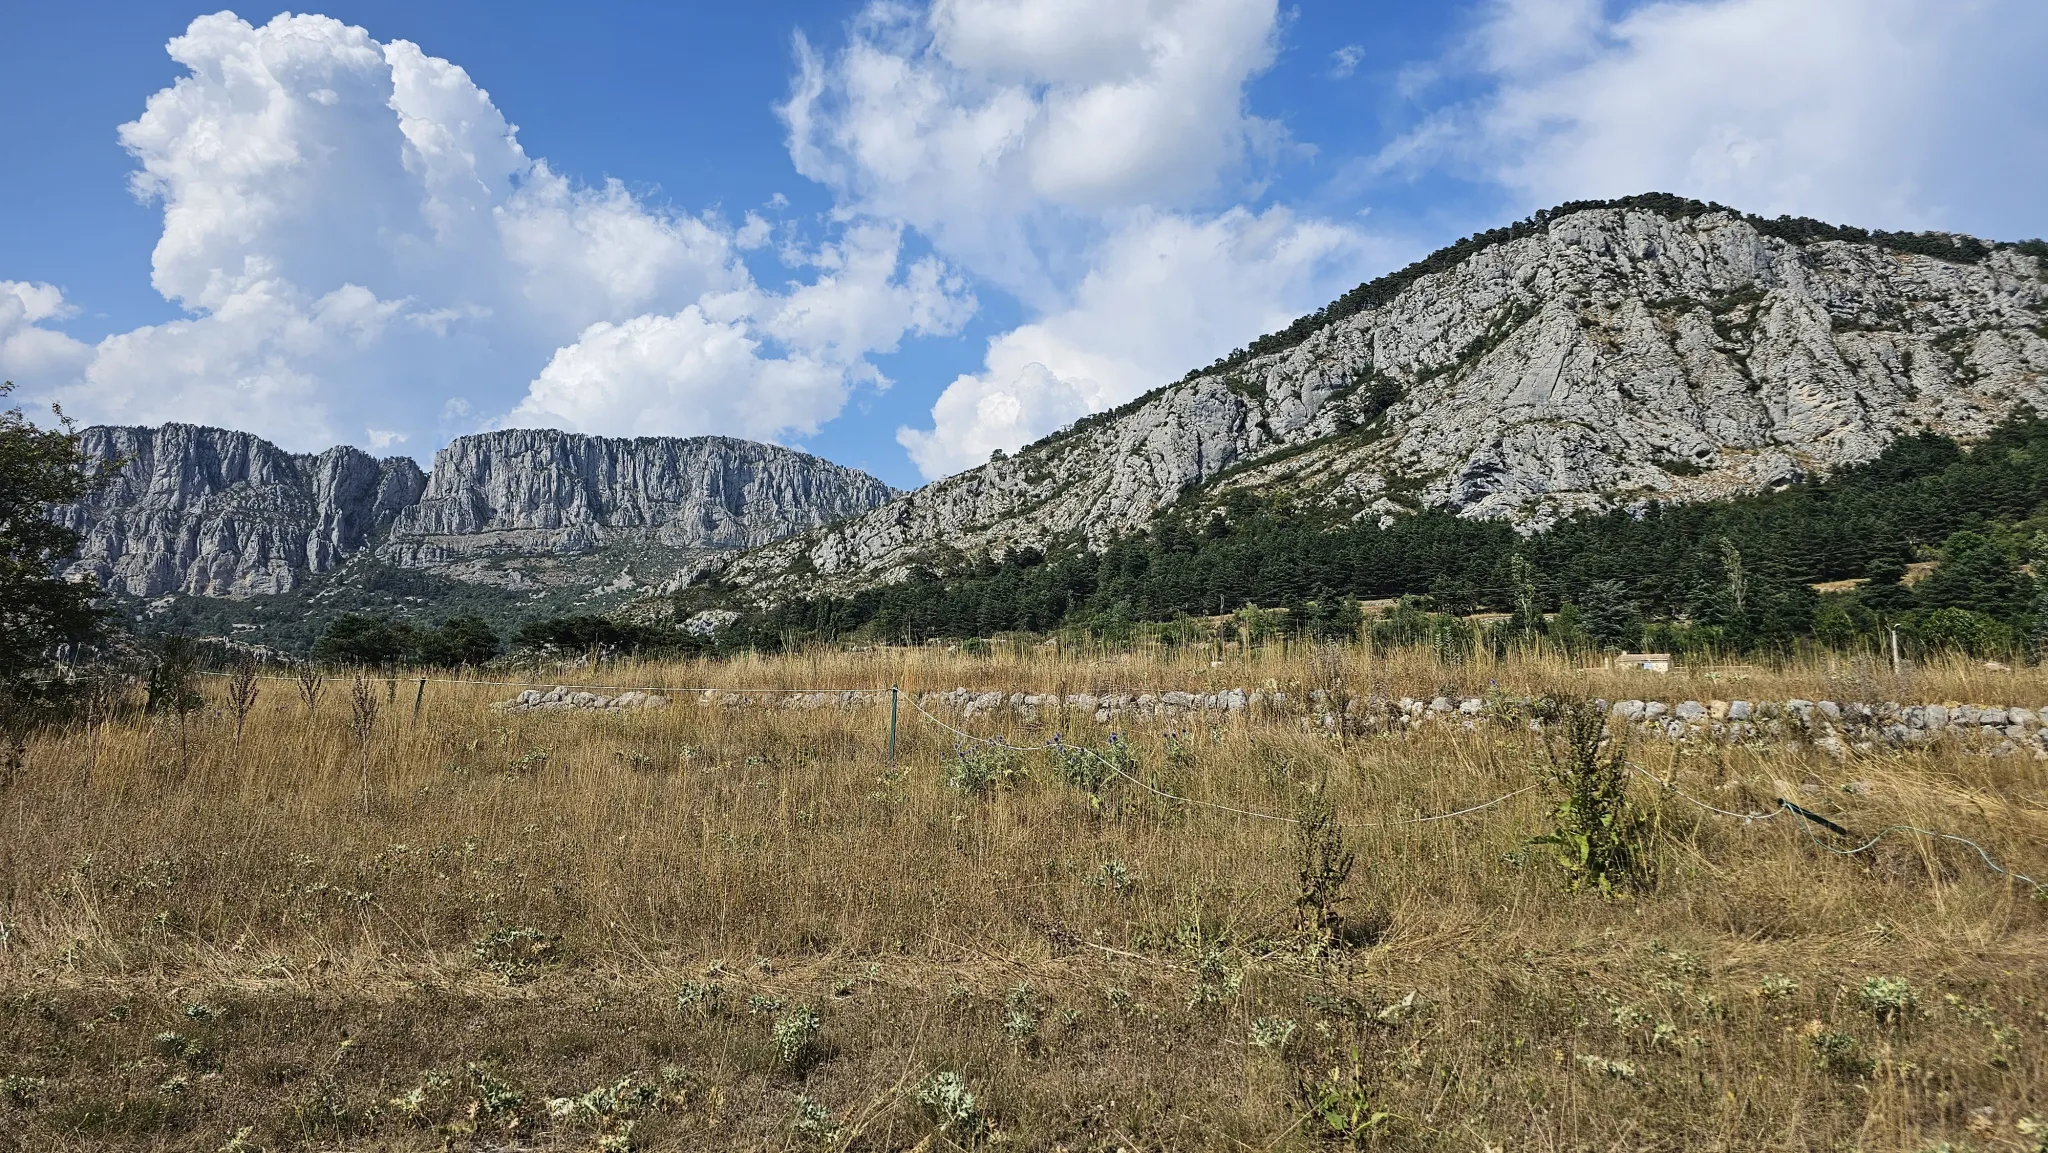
(722, 412, 2048, 660)
(511, 614, 697, 657)
(414, 616, 500, 667)
(314, 614, 501, 668)
(1915, 530, 2033, 616)
(0, 382, 108, 705)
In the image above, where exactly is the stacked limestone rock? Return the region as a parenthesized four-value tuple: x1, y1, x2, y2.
(491, 687, 671, 713)
(482, 683, 2048, 755)
(1605, 697, 2048, 757)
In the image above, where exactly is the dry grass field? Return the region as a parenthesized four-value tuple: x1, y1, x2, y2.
(1, 642, 2045, 1152)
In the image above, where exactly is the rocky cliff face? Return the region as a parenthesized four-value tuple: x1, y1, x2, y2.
(58, 424, 426, 598)
(725, 203, 2048, 598)
(377, 430, 899, 589)
(56, 425, 898, 601)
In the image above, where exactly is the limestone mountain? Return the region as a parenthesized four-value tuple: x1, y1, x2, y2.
(58, 425, 899, 614)
(716, 196, 2048, 601)
(57, 424, 427, 599)
(376, 429, 900, 593)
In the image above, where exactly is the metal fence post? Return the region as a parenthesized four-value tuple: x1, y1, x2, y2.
(888, 685, 899, 762)
(412, 677, 426, 726)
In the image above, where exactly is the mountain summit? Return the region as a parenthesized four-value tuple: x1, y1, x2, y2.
(717, 196, 2048, 600)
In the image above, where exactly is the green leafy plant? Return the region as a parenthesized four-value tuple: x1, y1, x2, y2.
(1301, 1063, 1396, 1146)
(1248, 1017, 1298, 1052)
(472, 926, 560, 984)
(1087, 859, 1136, 891)
(1053, 732, 1131, 799)
(771, 1006, 824, 1070)
(1530, 698, 1654, 894)
(1, 1074, 44, 1107)
(945, 740, 1026, 795)
(1001, 982, 1041, 1042)
(1858, 976, 1919, 1025)
(914, 1070, 984, 1136)
(1807, 1028, 1872, 1078)
(791, 1094, 842, 1146)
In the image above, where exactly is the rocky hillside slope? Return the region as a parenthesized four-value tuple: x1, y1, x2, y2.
(376, 430, 899, 592)
(58, 426, 896, 603)
(56, 424, 426, 598)
(720, 197, 2048, 599)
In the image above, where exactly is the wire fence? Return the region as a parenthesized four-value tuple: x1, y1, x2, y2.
(188, 670, 2044, 892)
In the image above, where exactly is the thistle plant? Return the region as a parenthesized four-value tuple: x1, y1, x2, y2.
(914, 1071, 983, 1136)
(771, 1005, 823, 1070)
(1858, 976, 1919, 1025)
(1001, 982, 1041, 1042)
(945, 740, 1025, 795)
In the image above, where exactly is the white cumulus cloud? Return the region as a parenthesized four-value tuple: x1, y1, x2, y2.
(790, 0, 1386, 479)
(1392, 0, 2048, 236)
(14, 10, 966, 454)
(509, 222, 973, 438)
(784, 0, 1290, 302)
(898, 207, 1378, 476)
(0, 283, 93, 388)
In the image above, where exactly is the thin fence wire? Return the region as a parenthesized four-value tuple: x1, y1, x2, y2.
(198, 670, 878, 694)
(1628, 761, 2040, 891)
(912, 698, 1537, 829)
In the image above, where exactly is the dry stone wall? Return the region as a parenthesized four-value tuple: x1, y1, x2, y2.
(486, 683, 2048, 757)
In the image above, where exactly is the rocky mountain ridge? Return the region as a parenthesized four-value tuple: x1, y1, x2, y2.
(58, 425, 897, 605)
(716, 197, 2048, 601)
(57, 424, 427, 599)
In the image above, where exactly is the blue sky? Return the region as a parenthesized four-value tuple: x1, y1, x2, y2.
(3, 0, 2044, 489)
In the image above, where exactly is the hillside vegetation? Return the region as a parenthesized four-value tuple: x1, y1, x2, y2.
(717, 414, 2048, 659)
(1, 644, 2042, 1151)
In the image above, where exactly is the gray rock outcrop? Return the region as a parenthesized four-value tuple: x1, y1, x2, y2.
(381, 430, 897, 576)
(55, 426, 897, 601)
(57, 424, 425, 598)
(724, 204, 2048, 598)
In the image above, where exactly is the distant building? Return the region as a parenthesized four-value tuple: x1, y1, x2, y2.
(1611, 652, 1673, 673)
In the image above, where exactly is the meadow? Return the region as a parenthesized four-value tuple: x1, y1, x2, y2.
(0, 641, 2044, 1151)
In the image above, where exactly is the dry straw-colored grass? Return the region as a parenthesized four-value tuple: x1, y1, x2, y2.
(0, 643, 2044, 1151)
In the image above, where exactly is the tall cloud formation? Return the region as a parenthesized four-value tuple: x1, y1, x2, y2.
(6, 12, 968, 451)
(786, 0, 1384, 479)
(1390, 0, 2048, 238)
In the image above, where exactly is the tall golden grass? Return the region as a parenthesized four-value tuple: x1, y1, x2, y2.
(0, 644, 2042, 1151)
